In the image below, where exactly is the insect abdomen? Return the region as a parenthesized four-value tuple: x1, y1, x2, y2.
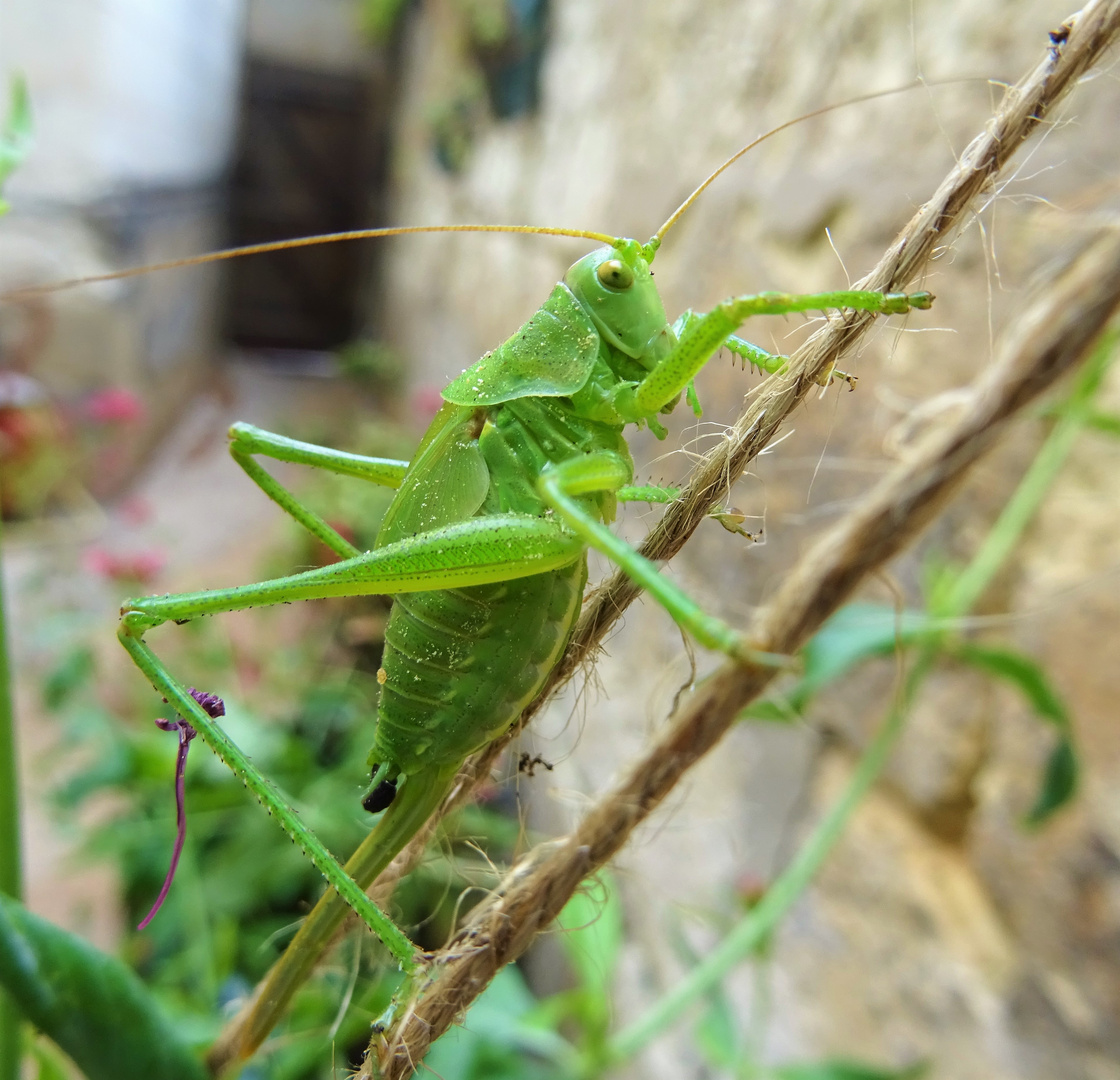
(369, 394, 623, 783)
(372, 558, 586, 776)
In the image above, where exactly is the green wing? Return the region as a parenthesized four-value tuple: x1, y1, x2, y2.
(376, 402, 491, 546)
(442, 282, 600, 406)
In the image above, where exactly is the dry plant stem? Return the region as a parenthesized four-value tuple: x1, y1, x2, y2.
(370, 228, 1120, 1079)
(365, 0, 1120, 929)
(361, 7, 1120, 1073)
(208, 2, 1120, 1070)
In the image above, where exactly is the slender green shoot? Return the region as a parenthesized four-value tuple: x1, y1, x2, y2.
(0, 74, 31, 216)
(0, 512, 23, 1080)
(607, 650, 936, 1064)
(939, 326, 1120, 618)
(0, 71, 31, 1080)
(605, 323, 1119, 1069)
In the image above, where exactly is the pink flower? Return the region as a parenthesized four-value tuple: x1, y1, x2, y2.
(411, 385, 445, 423)
(83, 546, 166, 585)
(83, 388, 144, 425)
(117, 496, 153, 526)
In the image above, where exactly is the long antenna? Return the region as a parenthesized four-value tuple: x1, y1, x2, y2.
(0, 223, 617, 300)
(645, 77, 986, 258)
(5, 77, 986, 297)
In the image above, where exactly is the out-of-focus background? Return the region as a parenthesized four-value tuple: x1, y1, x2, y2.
(1, 1, 1119, 1078)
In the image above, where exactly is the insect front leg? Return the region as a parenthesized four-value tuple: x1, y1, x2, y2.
(634, 287, 932, 415)
(537, 453, 784, 667)
(673, 310, 788, 377)
(228, 421, 410, 558)
(673, 310, 855, 394)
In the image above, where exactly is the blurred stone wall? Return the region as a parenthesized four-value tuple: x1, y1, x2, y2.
(379, 2, 1120, 1078)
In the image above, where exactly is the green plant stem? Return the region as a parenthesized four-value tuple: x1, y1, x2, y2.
(0, 514, 23, 1080)
(607, 324, 1120, 1071)
(606, 650, 935, 1066)
(942, 328, 1118, 618)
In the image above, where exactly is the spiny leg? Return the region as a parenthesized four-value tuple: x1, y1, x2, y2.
(121, 515, 584, 628)
(118, 627, 421, 971)
(616, 483, 680, 504)
(673, 310, 856, 393)
(537, 453, 782, 666)
(636, 286, 932, 415)
(672, 310, 787, 377)
(228, 421, 410, 558)
(216, 760, 462, 1067)
(119, 516, 584, 953)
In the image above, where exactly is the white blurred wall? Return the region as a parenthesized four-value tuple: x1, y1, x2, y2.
(0, 0, 246, 204)
(0, 0, 248, 494)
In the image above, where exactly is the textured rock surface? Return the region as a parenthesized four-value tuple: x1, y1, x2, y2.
(381, 1, 1120, 1076)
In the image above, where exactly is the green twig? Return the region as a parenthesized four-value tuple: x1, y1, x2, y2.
(941, 327, 1119, 618)
(606, 325, 1119, 1070)
(607, 650, 936, 1065)
(0, 72, 31, 1080)
(0, 514, 23, 1080)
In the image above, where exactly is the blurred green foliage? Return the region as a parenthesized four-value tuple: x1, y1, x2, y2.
(0, 75, 32, 215)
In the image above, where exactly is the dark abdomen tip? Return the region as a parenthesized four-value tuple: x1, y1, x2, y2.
(362, 777, 398, 813)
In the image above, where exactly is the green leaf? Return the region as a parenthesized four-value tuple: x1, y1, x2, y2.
(0, 75, 32, 203)
(1085, 409, 1120, 439)
(0, 894, 206, 1080)
(693, 986, 739, 1070)
(41, 649, 95, 711)
(745, 604, 935, 720)
(555, 875, 623, 1004)
(952, 643, 1078, 824)
(664, 911, 743, 1070)
(802, 604, 935, 692)
(424, 967, 574, 1080)
(1028, 738, 1079, 826)
(773, 1059, 928, 1080)
(739, 696, 800, 723)
(360, 0, 412, 40)
(24, 1032, 72, 1080)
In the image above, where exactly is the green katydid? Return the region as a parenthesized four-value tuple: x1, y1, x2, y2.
(15, 116, 932, 1062)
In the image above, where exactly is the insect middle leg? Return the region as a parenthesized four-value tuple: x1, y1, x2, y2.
(537, 453, 782, 666)
(227, 421, 410, 557)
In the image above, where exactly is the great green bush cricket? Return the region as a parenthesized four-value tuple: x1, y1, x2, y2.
(14, 108, 933, 1062)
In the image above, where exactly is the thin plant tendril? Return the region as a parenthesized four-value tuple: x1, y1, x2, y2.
(137, 688, 224, 931)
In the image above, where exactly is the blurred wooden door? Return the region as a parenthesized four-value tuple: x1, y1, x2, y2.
(224, 58, 384, 351)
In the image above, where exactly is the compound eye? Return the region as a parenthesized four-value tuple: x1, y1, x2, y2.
(597, 258, 634, 291)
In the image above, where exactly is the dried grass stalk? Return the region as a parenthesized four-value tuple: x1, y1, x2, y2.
(362, 1, 1120, 1074)
(206, 1, 1120, 1072)
(371, 216, 1120, 1080)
